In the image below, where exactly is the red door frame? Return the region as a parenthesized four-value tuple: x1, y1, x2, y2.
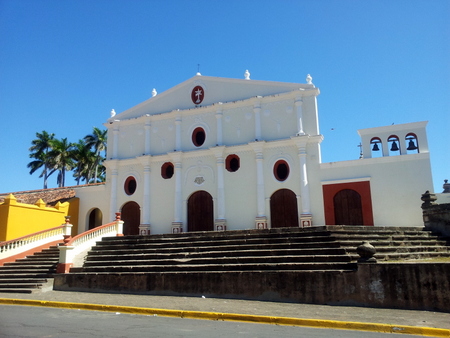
(322, 181, 374, 226)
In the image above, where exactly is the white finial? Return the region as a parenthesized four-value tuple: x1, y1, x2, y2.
(152, 88, 157, 97)
(196, 64, 201, 76)
(110, 109, 116, 118)
(306, 74, 313, 85)
(244, 69, 250, 80)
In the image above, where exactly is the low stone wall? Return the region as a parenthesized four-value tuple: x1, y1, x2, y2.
(421, 191, 450, 237)
(54, 263, 450, 312)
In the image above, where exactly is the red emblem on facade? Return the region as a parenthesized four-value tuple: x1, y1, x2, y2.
(191, 86, 204, 105)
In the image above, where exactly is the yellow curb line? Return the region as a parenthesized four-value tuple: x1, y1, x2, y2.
(0, 298, 449, 337)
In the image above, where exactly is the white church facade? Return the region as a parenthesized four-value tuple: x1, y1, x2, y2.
(74, 73, 433, 235)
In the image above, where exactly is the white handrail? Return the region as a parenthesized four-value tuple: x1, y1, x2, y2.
(57, 213, 124, 273)
(0, 225, 66, 260)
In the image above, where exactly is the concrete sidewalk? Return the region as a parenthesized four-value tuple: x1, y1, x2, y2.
(0, 287, 449, 336)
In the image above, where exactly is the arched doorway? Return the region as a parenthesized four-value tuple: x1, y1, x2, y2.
(88, 208, 103, 230)
(121, 201, 141, 235)
(270, 189, 299, 228)
(333, 189, 363, 225)
(188, 191, 214, 232)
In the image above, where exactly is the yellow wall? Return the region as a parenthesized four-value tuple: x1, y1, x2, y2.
(0, 194, 79, 241)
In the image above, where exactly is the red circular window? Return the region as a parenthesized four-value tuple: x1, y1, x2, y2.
(161, 162, 174, 179)
(192, 127, 206, 147)
(124, 176, 137, 195)
(226, 154, 240, 172)
(274, 160, 290, 181)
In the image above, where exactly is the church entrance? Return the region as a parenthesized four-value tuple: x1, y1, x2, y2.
(333, 189, 363, 225)
(121, 201, 141, 235)
(188, 191, 214, 232)
(270, 189, 299, 228)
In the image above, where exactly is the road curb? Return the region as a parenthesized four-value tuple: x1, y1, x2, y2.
(1, 298, 449, 337)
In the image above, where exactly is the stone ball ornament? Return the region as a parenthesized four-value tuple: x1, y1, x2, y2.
(356, 241, 377, 263)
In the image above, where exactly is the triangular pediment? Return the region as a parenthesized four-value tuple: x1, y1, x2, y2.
(111, 75, 311, 120)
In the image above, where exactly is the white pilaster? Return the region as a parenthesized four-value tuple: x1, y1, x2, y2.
(112, 124, 119, 159)
(110, 166, 118, 222)
(215, 104, 223, 146)
(295, 96, 305, 136)
(250, 141, 267, 229)
(170, 152, 183, 232)
(144, 120, 151, 155)
(175, 115, 182, 151)
(140, 162, 151, 235)
(295, 139, 312, 227)
(211, 146, 226, 230)
(253, 101, 262, 141)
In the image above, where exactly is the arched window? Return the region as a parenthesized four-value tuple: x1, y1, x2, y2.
(370, 137, 383, 158)
(124, 176, 137, 195)
(405, 133, 419, 154)
(387, 135, 400, 156)
(226, 154, 240, 172)
(161, 162, 174, 179)
(273, 160, 290, 182)
(192, 127, 206, 147)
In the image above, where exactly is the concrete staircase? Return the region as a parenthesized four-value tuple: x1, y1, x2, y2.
(327, 226, 450, 261)
(0, 246, 60, 293)
(77, 226, 450, 275)
(79, 227, 357, 273)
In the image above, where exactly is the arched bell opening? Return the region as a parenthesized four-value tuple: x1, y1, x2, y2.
(387, 135, 401, 156)
(370, 137, 383, 158)
(405, 133, 419, 154)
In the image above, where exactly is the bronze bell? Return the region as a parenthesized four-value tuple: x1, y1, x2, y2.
(390, 141, 399, 151)
(372, 143, 380, 151)
(407, 139, 418, 151)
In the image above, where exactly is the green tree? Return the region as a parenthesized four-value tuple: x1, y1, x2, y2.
(27, 131, 56, 189)
(72, 140, 97, 185)
(49, 138, 75, 187)
(84, 127, 107, 183)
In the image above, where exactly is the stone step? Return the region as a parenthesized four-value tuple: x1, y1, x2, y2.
(0, 283, 43, 289)
(7, 259, 58, 265)
(1, 262, 57, 268)
(0, 278, 48, 284)
(91, 236, 338, 252)
(0, 288, 34, 294)
(81, 262, 357, 273)
(86, 244, 345, 259)
(0, 268, 56, 275)
(346, 245, 449, 253)
(85, 247, 347, 262)
(83, 254, 352, 267)
(338, 239, 448, 247)
(98, 230, 334, 244)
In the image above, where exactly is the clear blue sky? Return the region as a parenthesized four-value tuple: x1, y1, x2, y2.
(0, 0, 449, 194)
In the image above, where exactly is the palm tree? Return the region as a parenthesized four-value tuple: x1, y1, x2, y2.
(27, 131, 56, 189)
(84, 127, 107, 183)
(49, 138, 75, 187)
(72, 140, 97, 185)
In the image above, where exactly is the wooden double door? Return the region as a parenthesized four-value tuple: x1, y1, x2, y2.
(188, 191, 214, 232)
(333, 189, 363, 225)
(270, 189, 299, 228)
